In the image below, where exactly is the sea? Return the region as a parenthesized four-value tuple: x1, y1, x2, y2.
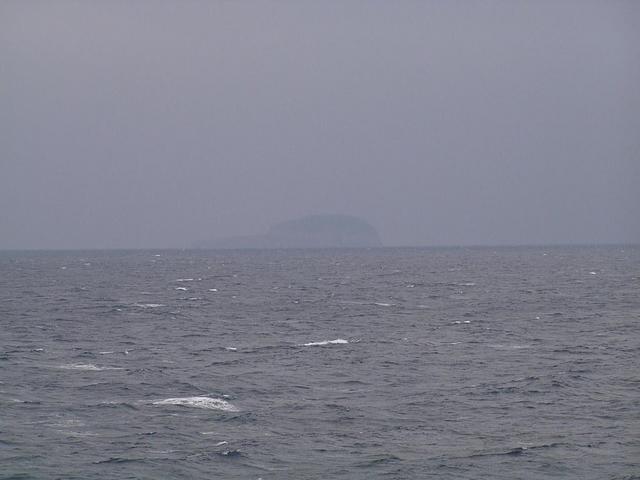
(1, 246, 639, 479)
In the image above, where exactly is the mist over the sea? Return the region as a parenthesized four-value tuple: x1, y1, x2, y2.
(2, 4, 640, 477)
(2, 1, 639, 249)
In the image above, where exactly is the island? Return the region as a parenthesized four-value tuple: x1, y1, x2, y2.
(195, 214, 382, 249)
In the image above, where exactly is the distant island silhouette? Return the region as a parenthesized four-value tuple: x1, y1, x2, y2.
(195, 214, 382, 249)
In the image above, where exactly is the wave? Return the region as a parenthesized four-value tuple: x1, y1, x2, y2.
(95, 400, 139, 410)
(133, 303, 165, 308)
(94, 457, 144, 465)
(489, 344, 532, 350)
(152, 396, 238, 412)
(302, 339, 349, 347)
(465, 442, 565, 459)
(57, 363, 123, 371)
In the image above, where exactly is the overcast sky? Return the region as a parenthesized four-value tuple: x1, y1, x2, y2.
(1, 0, 639, 249)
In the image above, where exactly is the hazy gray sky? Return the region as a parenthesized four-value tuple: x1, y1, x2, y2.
(2, 0, 639, 249)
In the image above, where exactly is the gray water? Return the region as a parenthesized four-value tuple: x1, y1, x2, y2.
(1, 246, 639, 479)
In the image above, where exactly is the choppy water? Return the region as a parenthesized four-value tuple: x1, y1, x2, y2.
(1, 246, 639, 479)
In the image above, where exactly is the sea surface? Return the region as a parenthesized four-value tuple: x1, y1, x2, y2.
(1, 246, 639, 479)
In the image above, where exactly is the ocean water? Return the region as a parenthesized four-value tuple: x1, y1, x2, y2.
(1, 246, 639, 479)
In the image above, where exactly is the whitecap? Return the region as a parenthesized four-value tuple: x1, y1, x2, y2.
(58, 363, 123, 371)
(489, 344, 532, 350)
(225, 347, 237, 351)
(50, 419, 85, 428)
(208, 288, 218, 292)
(302, 339, 349, 347)
(215, 441, 228, 446)
(152, 396, 238, 412)
(134, 303, 165, 308)
(175, 278, 194, 282)
(175, 287, 188, 291)
(374, 302, 392, 307)
(589, 271, 597, 275)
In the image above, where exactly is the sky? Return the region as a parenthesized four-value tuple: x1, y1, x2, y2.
(1, 0, 639, 249)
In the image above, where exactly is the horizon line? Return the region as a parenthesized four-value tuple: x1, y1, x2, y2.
(0, 242, 638, 253)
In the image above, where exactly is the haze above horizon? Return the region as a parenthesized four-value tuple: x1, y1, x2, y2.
(2, 1, 639, 249)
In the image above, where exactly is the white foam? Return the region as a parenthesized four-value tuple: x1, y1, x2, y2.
(489, 344, 532, 350)
(175, 287, 188, 291)
(215, 441, 228, 446)
(58, 363, 123, 371)
(176, 278, 194, 282)
(374, 302, 392, 307)
(152, 396, 238, 412)
(134, 303, 165, 308)
(589, 271, 597, 275)
(50, 419, 85, 428)
(302, 339, 349, 347)
(225, 347, 237, 351)
(208, 288, 218, 292)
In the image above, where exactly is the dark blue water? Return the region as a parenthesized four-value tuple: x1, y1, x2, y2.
(1, 246, 639, 479)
